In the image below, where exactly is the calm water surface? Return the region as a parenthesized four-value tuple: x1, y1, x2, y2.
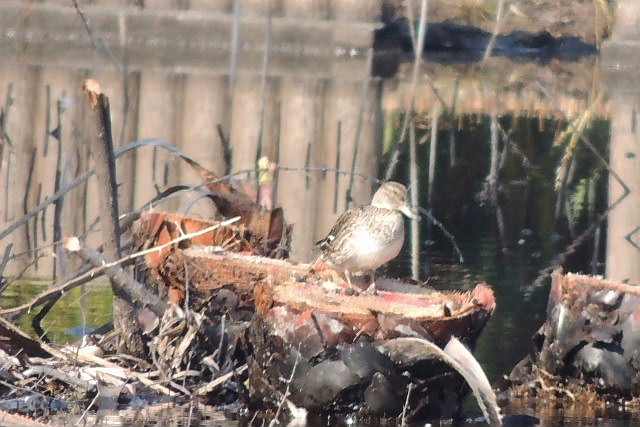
(2, 105, 621, 426)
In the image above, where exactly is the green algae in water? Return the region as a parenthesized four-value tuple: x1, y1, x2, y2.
(0, 279, 113, 344)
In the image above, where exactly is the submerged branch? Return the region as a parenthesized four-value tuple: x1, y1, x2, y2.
(418, 207, 464, 263)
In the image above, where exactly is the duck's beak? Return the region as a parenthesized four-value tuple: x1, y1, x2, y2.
(400, 204, 420, 219)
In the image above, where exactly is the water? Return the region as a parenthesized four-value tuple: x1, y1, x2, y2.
(1, 279, 113, 343)
(1, 2, 639, 426)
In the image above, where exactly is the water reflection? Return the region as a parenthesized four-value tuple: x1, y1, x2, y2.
(0, 280, 113, 344)
(47, 401, 240, 427)
(1, 2, 640, 426)
(0, 59, 611, 272)
(604, 73, 640, 284)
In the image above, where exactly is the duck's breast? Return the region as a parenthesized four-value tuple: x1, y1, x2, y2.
(342, 214, 404, 272)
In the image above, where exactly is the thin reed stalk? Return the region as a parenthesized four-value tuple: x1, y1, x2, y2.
(530, 81, 631, 287)
(21, 148, 36, 260)
(384, 0, 429, 181)
(229, 0, 242, 98)
(256, 0, 272, 169)
(346, 48, 374, 208)
(52, 97, 66, 278)
(0, 83, 14, 166)
(449, 73, 460, 167)
(409, 121, 420, 281)
(333, 121, 342, 213)
(481, 0, 505, 65)
(0, 138, 184, 242)
(427, 103, 440, 206)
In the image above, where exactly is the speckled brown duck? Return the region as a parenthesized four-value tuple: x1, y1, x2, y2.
(316, 181, 417, 289)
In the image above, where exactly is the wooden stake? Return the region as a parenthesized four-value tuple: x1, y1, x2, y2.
(83, 78, 141, 356)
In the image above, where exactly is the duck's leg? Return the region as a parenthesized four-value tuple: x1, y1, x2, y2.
(364, 270, 377, 294)
(344, 269, 354, 288)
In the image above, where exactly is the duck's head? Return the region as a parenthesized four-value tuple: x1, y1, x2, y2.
(371, 181, 419, 218)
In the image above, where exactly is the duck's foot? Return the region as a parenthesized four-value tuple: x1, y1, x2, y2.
(362, 271, 378, 295)
(344, 287, 359, 296)
(363, 282, 378, 295)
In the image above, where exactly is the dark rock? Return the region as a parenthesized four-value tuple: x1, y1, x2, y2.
(340, 341, 396, 382)
(574, 343, 630, 391)
(292, 360, 360, 409)
(378, 336, 441, 366)
(364, 372, 404, 416)
(621, 305, 640, 370)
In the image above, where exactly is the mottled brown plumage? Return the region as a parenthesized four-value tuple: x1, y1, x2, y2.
(316, 181, 417, 288)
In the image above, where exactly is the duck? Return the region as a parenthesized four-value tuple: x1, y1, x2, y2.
(316, 181, 417, 289)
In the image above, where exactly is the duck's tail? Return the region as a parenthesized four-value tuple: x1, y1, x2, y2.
(315, 234, 334, 251)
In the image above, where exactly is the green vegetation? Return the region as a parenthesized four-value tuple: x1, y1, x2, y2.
(0, 280, 113, 343)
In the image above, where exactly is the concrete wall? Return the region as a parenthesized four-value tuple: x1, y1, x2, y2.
(0, 2, 379, 275)
(602, 1, 640, 284)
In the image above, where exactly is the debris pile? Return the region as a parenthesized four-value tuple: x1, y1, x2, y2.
(0, 78, 500, 426)
(249, 280, 496, 422)
(133, 210, 498, 424)
(505, 270, 640, 407)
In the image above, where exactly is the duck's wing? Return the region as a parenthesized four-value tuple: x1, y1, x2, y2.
(315, 207, 367, 250)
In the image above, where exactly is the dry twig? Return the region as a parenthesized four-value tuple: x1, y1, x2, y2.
(0, 217, 240, 318)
